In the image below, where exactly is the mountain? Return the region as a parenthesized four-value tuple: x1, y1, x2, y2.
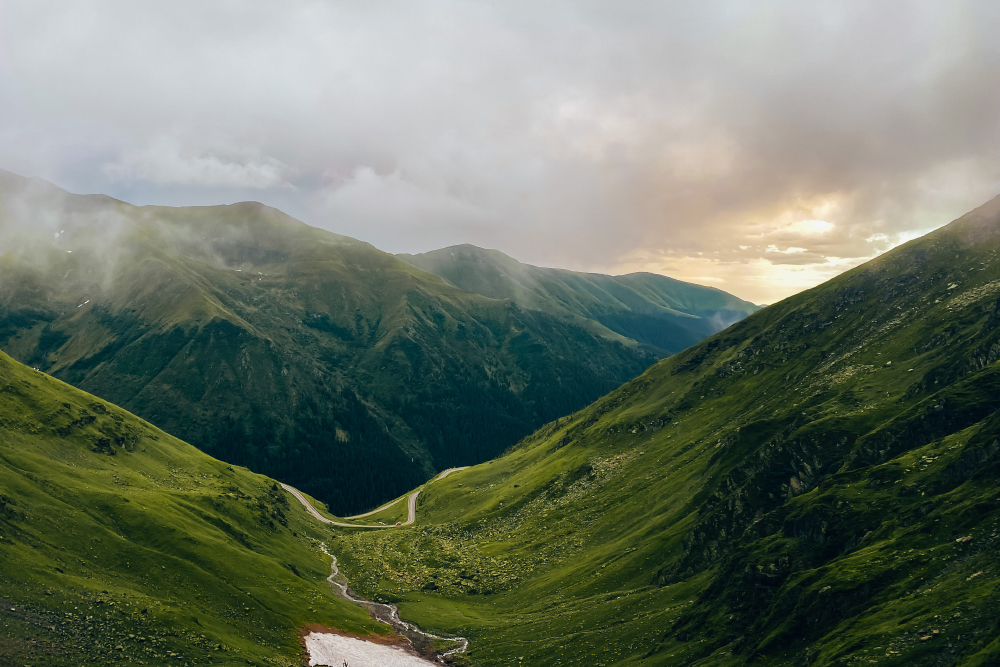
(399, 244, 760, 355)
(0, 170, 752, 516)
(0, 349, 389, 666)
(332, 196, 1000, 665)
(0, 170, 662, 514)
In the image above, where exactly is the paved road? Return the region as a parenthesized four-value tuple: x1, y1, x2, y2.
(282, 467, 469, 529)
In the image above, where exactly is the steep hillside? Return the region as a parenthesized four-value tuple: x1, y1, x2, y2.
(0, 170, 658, 514)
(333, 197, 1000, 666)
(399, 244, 759, 354)
(0, 350, 388, 666)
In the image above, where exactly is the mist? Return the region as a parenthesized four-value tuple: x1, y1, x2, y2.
(0, 171, 294, 301)
(2, 1, 1000, 303)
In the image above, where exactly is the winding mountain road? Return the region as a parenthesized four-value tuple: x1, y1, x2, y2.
(287, 468, 472, 661)
(281, 467, 468, 529)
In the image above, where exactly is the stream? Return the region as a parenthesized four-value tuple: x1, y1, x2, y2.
(316, 542, 468, 663)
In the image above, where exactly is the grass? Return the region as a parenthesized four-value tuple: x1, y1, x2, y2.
(330, 197, 1000, 666)
(337, 494, 411, 526)
(0, 350, 391, 666)
(5, 178, 1000, 666)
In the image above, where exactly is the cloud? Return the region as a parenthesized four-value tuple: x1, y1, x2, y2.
(104, 136, 293, 189)
(0, 0, 999, 303)
(312, 166, 502, 251)
(782, 220, 834, 236)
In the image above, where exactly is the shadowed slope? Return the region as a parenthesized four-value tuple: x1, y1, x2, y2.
(0, 170, 656, 514)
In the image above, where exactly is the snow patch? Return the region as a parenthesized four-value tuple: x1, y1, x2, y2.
(304, 633, 435, 666)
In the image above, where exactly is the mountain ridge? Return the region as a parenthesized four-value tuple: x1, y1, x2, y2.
(332, 194, 1000, 666)
(399, 243, 760, 355)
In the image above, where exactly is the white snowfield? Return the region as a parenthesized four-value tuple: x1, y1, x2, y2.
(304, 632, 436, 666)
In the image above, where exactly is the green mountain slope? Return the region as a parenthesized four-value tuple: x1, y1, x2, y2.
(0, 169, 660, 514)
(0, 349, 389, 666)
(399, 244, 760, 355)
(333, 196, 1000, 666)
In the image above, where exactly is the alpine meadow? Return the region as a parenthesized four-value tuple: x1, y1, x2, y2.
(3, 183, 1000, 666)
(331, 196, 1000, 666)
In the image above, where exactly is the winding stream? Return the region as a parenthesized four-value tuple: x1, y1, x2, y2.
(317, 542, 468, 662)
(284, 471, 470, 663)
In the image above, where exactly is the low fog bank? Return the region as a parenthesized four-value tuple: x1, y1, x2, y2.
(0, 170, 321, 298)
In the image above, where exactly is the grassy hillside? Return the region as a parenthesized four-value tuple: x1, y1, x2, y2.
(333, 197, 1000, 666)
(399, 244, 760, 355)
(0, 349, 395, 666)
(0, 170, 659, 514)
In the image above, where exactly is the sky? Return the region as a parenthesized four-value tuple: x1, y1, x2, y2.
(2, 1, 1000, 304)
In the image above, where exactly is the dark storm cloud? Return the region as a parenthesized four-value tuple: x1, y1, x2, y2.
(1, 0, 999, 302)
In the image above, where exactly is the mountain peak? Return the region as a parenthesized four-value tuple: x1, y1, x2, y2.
(947, 192, 1000, 244)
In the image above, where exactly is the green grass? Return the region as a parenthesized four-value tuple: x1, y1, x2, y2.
(331, 197, 1000, 666)
(0, 350, 390, 666)
(338, 495, 411, 526)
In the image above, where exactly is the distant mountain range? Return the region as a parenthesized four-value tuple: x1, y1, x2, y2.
(335, 195, 1000, 665)
(0, 169, 756, 514)
(399, 244, 758, 355)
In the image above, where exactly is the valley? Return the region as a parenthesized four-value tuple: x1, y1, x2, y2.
(3, 5, 999, 666)
(3, 178, 1000, 666)
(326, 196, 1000, 666)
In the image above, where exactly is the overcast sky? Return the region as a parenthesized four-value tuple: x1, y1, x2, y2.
(2, 1, 999, 304)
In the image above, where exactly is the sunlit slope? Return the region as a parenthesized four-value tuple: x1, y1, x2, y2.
(0, 169, 654, 514)
(334, 196, 1000, 666)
(399, 244, 760, 354)
(0, 349, 388, 666)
